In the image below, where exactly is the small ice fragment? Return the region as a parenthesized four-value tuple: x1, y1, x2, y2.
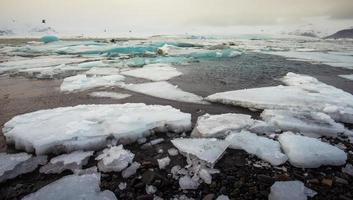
(278, 132, 347, 168)
(85, 67, 120, 76)
(146, 185, 157, 194)
(121, 63, 182, 81)
(22, 174, 117, 200)
(171, 138, 229, 165)
(339, 74, 353, 81)
(342, 164, 353, 176)
(89, 91, 131, 100)
(198, 168, 212, 184)
(122, 162, 141, 178)
(150, 138, 165, 145)
(40, 150, 94, 174)
(216, 195, 230, 200)
(137, 137, 147, 144)
(168, 148, 179, 156)
(179, 175, 200, 190)
(191, 113, 255, 138)
(157, 157, 171, 169)
(226, 131, 288, 166)
(0, 153, 47, 183)
(269, 181, 317, 200)
(96, 145, 134, 172)
(118, 182, 127, 190)
(74, 166, 98, 175)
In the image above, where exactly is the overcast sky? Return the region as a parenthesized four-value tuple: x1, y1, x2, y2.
(1, 0, 353, 35)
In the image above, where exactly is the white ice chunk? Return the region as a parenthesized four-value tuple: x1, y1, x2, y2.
(146, 185, 157, 194)
(216, 195, 230, 200)
(339, 74, 353, 81)
(118, 182, 127, 190)
(122, 161, 141, 178)
(179, 175, 200, 190)
(89, 91, 131, 100)
(40, 151, 93, 174)
(278, 132, 347, 168)
(342, 164, 353, 176)
(198, 168, 212, 184)
(168, 148, 179, 156)
(85, 67, 121, 76)
(22, 173, 117, 200)
(60, 74, 125, 92)
(171, 138, 229, 165)
(0, 153, 47, 183)
(191, 113, 255, 138)
(206, 73, 353, 124)
(96, 145, 134, 172)
(3, 103, 191, 154)
(157, 157, 171, 169)
(121, 63, 182, 81)
(269, 181, 317, 200)
(123, 81, 207, 104)
(226, 131, 288, 166)
(261, 109, 345, 138)
(15, 64, 86, 79)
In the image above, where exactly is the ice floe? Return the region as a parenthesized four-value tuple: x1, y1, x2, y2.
(278, 132, 347, 168)
(206, 72, 353, 124)
(269, 180, 317, 200)
(123, 81, 207, 104)
(261, 109, 345, 138)
(0, 153, 47, 183)
(96, 145, 134, 172)
(191, 113, 255, 138)
(89, 91, 131, 100)
(3, 103, 191, 154)
(40, 151, 94, 174)
(22, 173, 117, 200)
(60, 74, 125, 92)
(121, 63, 182, 81)
(226, 131, 288, 166)
(85, 67, 121, 76)
(171, 138, 229, 165)
(14, 64, 86, 79)
(339, 74, 353, 81)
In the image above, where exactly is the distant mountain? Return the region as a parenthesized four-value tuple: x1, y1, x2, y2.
(325, 28, 353, 39)
(0, 29, 14, 36)
(288, 29, 319, 38)
(29, 26, 57, 34)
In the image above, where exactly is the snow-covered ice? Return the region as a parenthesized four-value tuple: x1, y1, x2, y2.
(40, 151, 94, 174)
(278, 132, 347, 168)
(261, 109, 345, 138)
(226, 131, 288, 166)
(96, 145, 134, 172)
(123, 81, 208, 104)
(171, 138, 229, 165)
(60, 74, 125, 92)
(89, 91, 131, 100)
(206, 73, 353, 124)
(157, 157, 171, 169)
(0, 153, 47, 183)
(121, 63, 182, 81)
(3, 103, 191, 154)
(269, 181, 317, 200)
(22, 173, 117, 200)
(191, 113, 255, 138)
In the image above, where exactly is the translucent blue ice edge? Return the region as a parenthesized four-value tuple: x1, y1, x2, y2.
(41, 35, 59, 43)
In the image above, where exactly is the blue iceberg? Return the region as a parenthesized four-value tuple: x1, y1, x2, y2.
(41, 35, 59, 43)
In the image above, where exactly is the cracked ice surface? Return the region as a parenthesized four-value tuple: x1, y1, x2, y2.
(40, 151, 94, 174)
(123, 81, 208, 104)
(171, 138, 229, 165)
(60, 74, 125, 92)
(226, 131, 288, 166)
(191, 113, 255, 138)
(121, 63, 182, 81)
(278, 132, 347, 168)
(22, 173, 117, 200)
(261, 109, 345, 138)
(3, 103, 191, 154)
(0, 153, 47, 183)
(206, 72, 353, 124)
(269, 181, 317, 200)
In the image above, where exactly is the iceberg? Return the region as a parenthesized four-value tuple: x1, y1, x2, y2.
(171, 138, 229, 165)
(22, 173, 117, 200)
(3, 103, 191, 154)
(96, 145, 134, 172)
(123, 81, 208, 104)
(191, 113, 255, 138)
(261, 109, 345, 138)
(269, 181, 317, 200)
(60, 74, 125, 92)
(226, 131, 288, 166)
(121, 63, 182, 81)
(278, 132, 347, 168)
(40, 151, 94, 174)
(41, 35, 59, 43)
(0, 153, 47, 183)
(89, 91, 131, 100)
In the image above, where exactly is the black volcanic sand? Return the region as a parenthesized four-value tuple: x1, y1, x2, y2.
(1, 53, 353, 199)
